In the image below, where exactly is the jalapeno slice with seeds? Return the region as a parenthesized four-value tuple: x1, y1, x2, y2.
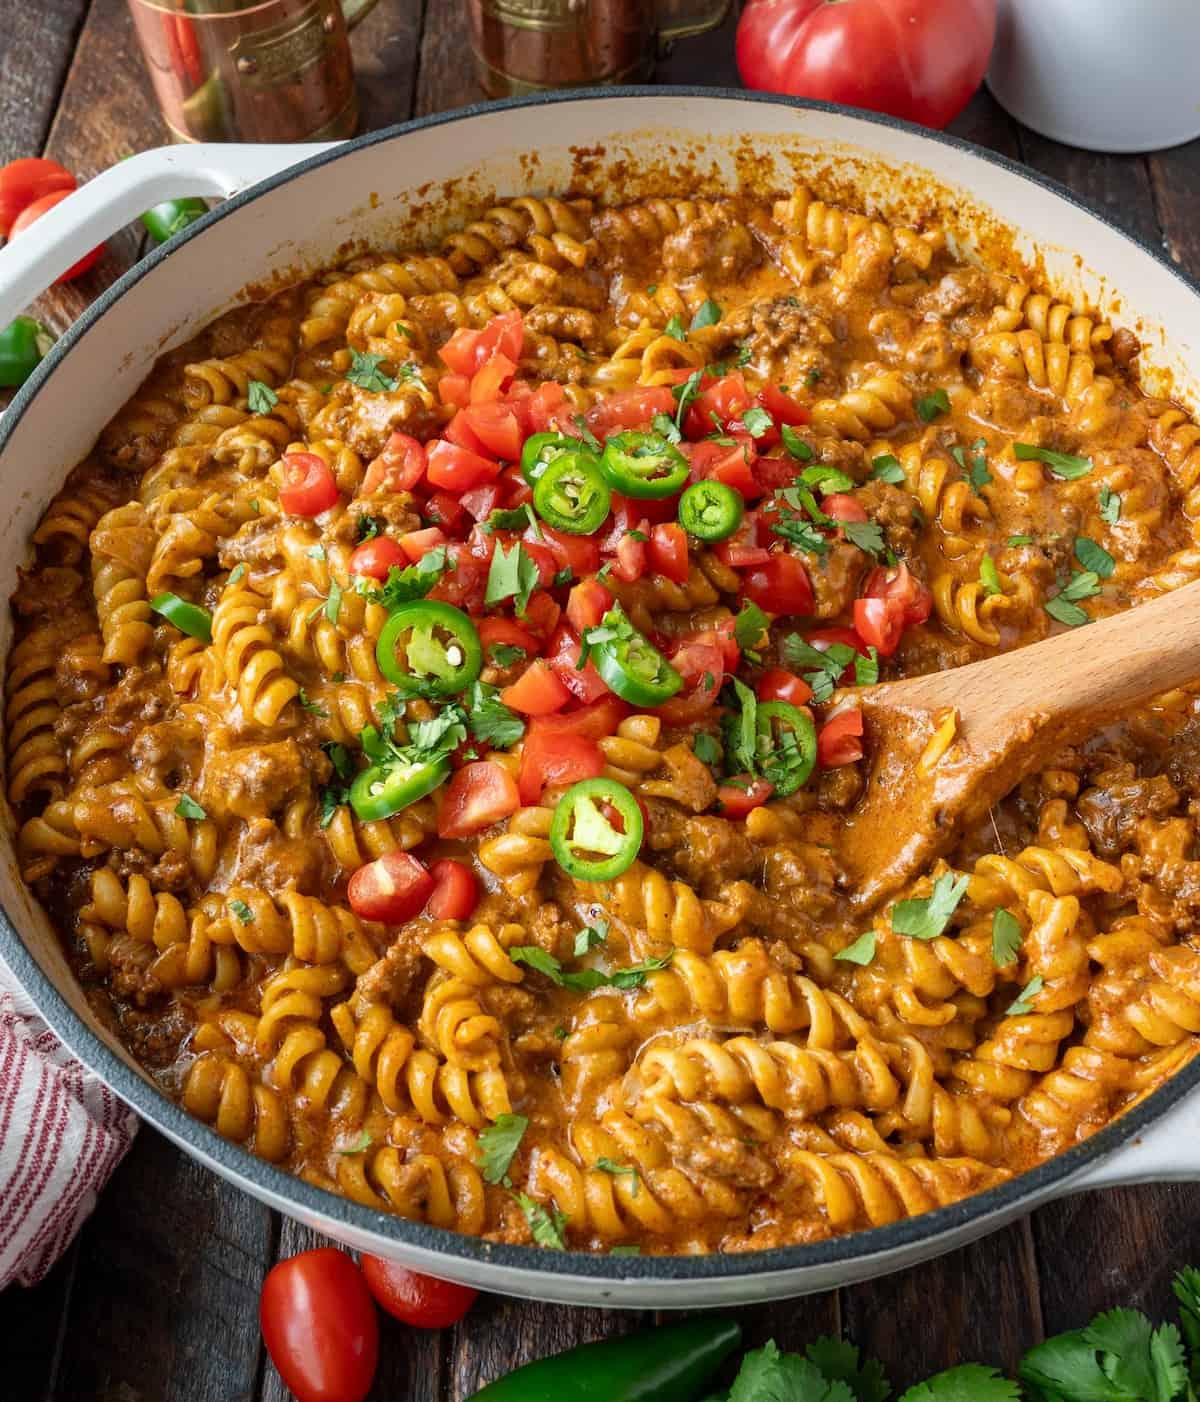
(585, 605, 682, 707)
(599, 431, 689, 499)
(520, 431, 576, 487)
(532, 450, 611, 535)
(150, 591, 213, 643)
(550, 777, 644, 881)
(678, 479, 744, 541)
(754, 699, 817, 796)
(375, 599, 482, 696)
(349, 755, 450, 821)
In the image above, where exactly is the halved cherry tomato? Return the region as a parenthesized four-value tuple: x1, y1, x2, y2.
(424, 490, 467, 533)
(854, 563, 932, 656)
(566, 577, 614, 634)
(349, 536, 406, 581)
(853, 596, 904, 656)
(479, 616, 540, 665)
(760, 382, 811, 426)
(426, 440, 502, 492)
(823, 493, 869, 524)
(545, 624, 610, 704)
(429, 545, 488, 613)
(585, 385, 676, 437)
(0, 157, 75, 237)
(469, 354, 518, 405)
(647, 522, 690, 584)
(758, 667, 814, 706)
(713, 512, 771, 568)
(518, 721, 605, 805)
(359, 1257, 478, 1330)
(460, 482, 503, 522)
(501, 659, 571, 715)
(9, 189, 103, 282)
(439, 309, 524, 376)
(438, 373, 471, 409)
(425, 860, 479, 923)
(280, 452, 339, 516)
(818, 708, 865, 766)
(361, 432, 426, 494)
(260, 1249, 378, 1402)
(438, 761, 520, 838)
(518, 589, 562, 641)
(717, 776, 774, 817)
(655, 640, 724, 726)
(742, 553, 814, 616)
(348, 851, 435, 924)
(685, 437, 759, 498)
(398, 526, 449, 563)
(528, 522, 601, 579)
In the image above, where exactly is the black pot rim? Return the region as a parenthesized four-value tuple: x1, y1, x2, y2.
(3, 84, 1198, 1285)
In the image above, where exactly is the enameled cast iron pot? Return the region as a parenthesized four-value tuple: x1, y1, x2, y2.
(2, 91, 1200, 1309)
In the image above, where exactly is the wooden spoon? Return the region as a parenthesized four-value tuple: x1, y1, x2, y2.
(837, 577, 1200, 912)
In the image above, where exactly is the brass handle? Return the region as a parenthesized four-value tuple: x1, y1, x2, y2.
(339, 0, 379, 30)
(657, 0, 733, 43)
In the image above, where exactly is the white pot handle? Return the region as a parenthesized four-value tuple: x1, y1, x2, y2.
(1065, 1082, 1200, 1192)
(0, 143, 334, 330)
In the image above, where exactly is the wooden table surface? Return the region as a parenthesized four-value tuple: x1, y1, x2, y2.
(4, 2, 1200, 1398)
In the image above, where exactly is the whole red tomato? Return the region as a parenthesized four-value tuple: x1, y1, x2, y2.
(0, 157, 75, 237)
(360, 1255, 479, 1329)
(736, 0, 997, 130)
(9, 189, 104, 282)
(260, 1248, 379, 1402)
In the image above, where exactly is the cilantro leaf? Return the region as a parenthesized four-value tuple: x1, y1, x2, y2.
(1014, 442, 1093, 479)
(734, 599, 771, 653)
(572, 414, 602, 453)
(835, 930, 877, 966)
(477, 1113, 528, 1184)
(610, 1245, 641, 1257)
(892, 871, 969, 941)
(485, 540, 540, 616)
(1173, 1269, 1200, 1387)
(298, 688, 329, 717)
(1006, 974, 1045, 1015)
(356, 514, 384, 541)
(672, 369, 704, 433)
(229, 898, 254, 925)
(805, 1336, 892, 1402)
(842, 520, 885, 559)
(968, 441, 993, 493)
(727, 1342, 856, 1402)
(593, 1157, 639, 1195)
(512, 1191, 568, 1250)
(346, 349, 397, 392)
(574, 920, 608, 957)
(854, 646, 879, 687)
(664, 315, 687, 341)
(1075, 536, 1115, 579)
(916, 388, 951, 422)
(992, 908, 1022, 966)
(1021, 1329, 1141, 1402)
(742, 406, 774, 438)
(721, 675, 759, 774)
(227, 562, 246, 586)
(900, 1365, 1019, 1402)
(337, 1129, 373, 1156)
(780, 634, 856, 704)
(360, 548, 449, 609)
(693, 732, 722, 766)
(772, 514, 831, 555)
(781, 424, 814, 461)
(247, 379, 278, 414)
(801, 464, 857, 494)
(487, 642, 527, 669)
(652, 410, 683, 445)
(464, 681, 525, 749)
(1100, 485, 1122, 524)
(175, 793, 206, 821)
(690, 298, 721, 331)
(871, 453, 906, 485)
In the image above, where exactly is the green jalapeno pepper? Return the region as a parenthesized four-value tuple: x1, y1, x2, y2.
(532, 450, 611, 534)
(585, 605, 682, 707)
(549, 776, 644, 881)
(349, 754, 449, 821)
(521, 431, 577, 487)
(599, 430, 690, 499)
(468, 1318, 742, 1401)
(376, 599, 482, 696)
(150, 591, 213, 644)
(141, 197, 209, 244)
(0, 316, 55, 389)
(755, 699, 817, 796)
(678, 479, 744, 541)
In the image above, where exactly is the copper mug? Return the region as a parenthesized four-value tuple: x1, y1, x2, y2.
(467, 0, 733, 97)
(127, 0, 379, 144)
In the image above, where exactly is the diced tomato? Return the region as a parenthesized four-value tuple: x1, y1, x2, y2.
(758, 667, 814, 706)
(460, 482, 503, 522)
(853, 596, 903, 656)
(566, 577, 613, 634)
(438, 373, 471, 409)
(742, 553, 815, 617)
(685, 438, 759, 498)
(808, 626, 870, 656)
(518, 723, 605, 805)
(854, 563, 932, 657)
(518, 589, 562, 641)
(426, 440, 502, 492)
(540, 694, 629, 739)
(706, 616, 742, 673)
(713, 511, 771, 568)
(362, 432, 426, 495)
(501, 659, 571, 715)
(717, 776, 774, 818)
(443, 410, 490, 457)
(348, 851, 434, 924)
(823, 493, 868, 524)
(499, 464, 533, 509)
(526, 380, 567, 434)
(429, 544, 488, 613)
(529, 522, 601, 579)
(424, 490, 467, 533)
(520, 540, 560, 592)
(684, 372, 753, 440)
(425, 859, 479, 922)
(760, 382, 811, 427)
(397, 526, 448, 564)
(545, 624, 610, 704)
(279, 452, 339, 517)
(585, 385, 676, 438)
(440, 328, 483, 376)
(647, 522, 689, 584)
(479, 616, 540, 665)
(753, 455, 799, 492)
(655, 641, 724, 725)
(459, 402, 522, 459)
(349, 536, 407, 581)
(465, 523, 498, 563)
(438, 761, 520, 838)
(818, 708, 865, 767)
(469, 354, 518, 405)
(439, 309, 524, 376)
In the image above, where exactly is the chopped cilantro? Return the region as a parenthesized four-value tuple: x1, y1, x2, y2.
(992, 908, 1021, 966)
(842, 520, 885, 558)
(693, 732, 722, 766)
(346, 349, 397, 392)
(734, 599, 771, 653)
(781, 424, 814, 462)
(477, 1113, 528, 1184)
(227, 563, 246, 586)
(594, 1157, 639, 1196)
(980, 555, 1003, 596)
(1074, 536, 1115, 579)
(741, 406, 773, 438)
(229, 898, 254, 925)
(1014, 442, 1093, 479)
(871, 453, 906, 484)
(485, 541, 542, 617)
(175, 793, 206, 821)
(835, 930, 877, 965)
(574, 920, 609, 957)
(690, 298, 721, 331)
(651, 410, 683, 445)
(916, 387, 951, 422)
(663, 315, 687, 342)
(512, 1191, 568, 1250)
(891, 871, 969, 940)
(1100, 485, 1122, 524)
(1006, 975, 1045, 1015)
(247, 380, 278, 414)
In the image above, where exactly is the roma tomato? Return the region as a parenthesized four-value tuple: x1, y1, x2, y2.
(348, 851, 435, 924)
(545, 624, 610, 704)
(259, 1249, 378, 1402)
(361, 431, 426, 494)
(647, 522, 689, 584)
(736, 0, 997, 131)
(566, 577, 614, 633)
(479, 615, 540, 665)
(759, 382, 811, 426)
(359, 1257, 478, 1330)
(758, 667, 814, 706)
(439, 309, 524, 376)
(822, 493, 868, 524)
(10, 188, 103, 282)
(398, 526, 449, 562)
(349, 536, 406, 580)
(741, 553, 815, 617)
(717, 776, 774, 818)
(501, 658, 571, 715)
(655, 641, 724, 726)
(0, 157, 75, 236)
(459, 400, 522, 457)
(818, 707, 865, 766)
(426, 440, 502, 492)
(853, 595, 904, 656)
(425, 859, 479, 922)
(279, 452, 339, 516)
(585, 385, 676, 437)
(685, 438, 759, 498)
(438, 761, 520, 838)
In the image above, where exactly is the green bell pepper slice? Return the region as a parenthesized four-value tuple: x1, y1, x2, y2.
(349, 754, 449, 820)
(532, 450, 611, 535)
(678, 479, 744, 541)
(585, 605, 682, 707)
(375, 599, 482, 696)
(549, 777, 644, 882)
(755, 699, 817, 796)
(0, 316, 55, 389)
(599, 431, 689, 499)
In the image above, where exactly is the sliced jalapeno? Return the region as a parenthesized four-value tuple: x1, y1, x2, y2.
(150, 591, 213, 644)
(376, 599, 482, 696)
(349, 755, 450, 820)
(599, 431, 689, 499)
(755, 699, 817, 796)
(532, 450, 611, 535)
(585, 605, 682, 707)
(521, 431, 576, 487)
(678, 480, 744, 542)
(550, 777, 644, 881)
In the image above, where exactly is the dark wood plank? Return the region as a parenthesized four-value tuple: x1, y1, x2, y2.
(1015, 127, 1162, 249)
(1148, 139, 1200, 272)
(348, 0, 426, 133)
(3, 1240, 81, 1402)
(947, 86, 1023, 162)
(842, 1220, 1042, 1387)
(50, 1129, 272, 1402)
(0, 0, 88, 165)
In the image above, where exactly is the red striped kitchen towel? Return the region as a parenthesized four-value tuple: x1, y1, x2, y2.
(0, 952, 136, 1289)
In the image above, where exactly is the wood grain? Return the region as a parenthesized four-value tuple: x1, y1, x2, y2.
(1148, 143, 1200, 273)
(349, 0, 425, 132)
(1015, 127, 1163, 249)
(0, 0, 88, 165)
